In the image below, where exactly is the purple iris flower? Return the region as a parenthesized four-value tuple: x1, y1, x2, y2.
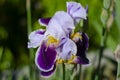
(28, 1, 89, 77)
(28, 11, 76, 77)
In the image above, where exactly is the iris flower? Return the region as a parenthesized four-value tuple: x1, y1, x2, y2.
(28, 1, 89, 77)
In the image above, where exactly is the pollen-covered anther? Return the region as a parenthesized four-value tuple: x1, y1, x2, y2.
(71, 32, 82, 42)
(46, 36, 59, 47)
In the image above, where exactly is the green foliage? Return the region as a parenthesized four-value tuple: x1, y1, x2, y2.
(100, 9, 108, 26)
(115, 0, 120, 43)
(33, 21, 46, 30)
(0, 27, 8, 40)
(0, 47, 13, 70)
(118, 74, 120, 78)
(103, 0, 111, 9)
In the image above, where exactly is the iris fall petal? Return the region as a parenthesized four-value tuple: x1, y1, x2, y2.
(41, 65, 56, 77)
(75, 33, 89, 64)
(35, 42, 57, 72)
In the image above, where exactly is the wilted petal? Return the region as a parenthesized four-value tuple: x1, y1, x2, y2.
(67, 2, 87, 23)
(28, 29, 45, 48)
(45, 11, 75, 38)
(75, 33, 89, 64)
(56, 38, 77, 60)
(39, 18, 51, 26)
(41, 65, 56, 77)
(35, 42, 57, 72)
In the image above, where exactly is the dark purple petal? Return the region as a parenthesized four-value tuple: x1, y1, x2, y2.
(35, 42, 57, 71)
(82, 33, 89, 48)
(76, 33, 89, 64)
(41, 65, 56, 77)
(75, 56, 89, 64)
(39, 18, 51, 26)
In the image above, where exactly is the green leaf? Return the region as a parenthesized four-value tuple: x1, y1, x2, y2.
(107, 21, 120, 51)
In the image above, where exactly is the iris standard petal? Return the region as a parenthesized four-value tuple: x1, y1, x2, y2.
(39, 18, 51, 26)
(45, 11, 75, 39)
(67, 2, 87, 23)
(35, 42, 57, 72)
(56, 38, 77, 60)
(28, 29, 45, 48)
(41, 65, 56, 77)
(75, 33, 89, 64)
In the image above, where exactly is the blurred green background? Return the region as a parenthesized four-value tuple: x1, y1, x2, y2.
(0, 0, 120, 80)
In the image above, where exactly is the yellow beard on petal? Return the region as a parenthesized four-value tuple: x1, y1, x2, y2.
(71, 32, 82, 42)
(46, 36, 59, 47)
(56, 55, 77, 64)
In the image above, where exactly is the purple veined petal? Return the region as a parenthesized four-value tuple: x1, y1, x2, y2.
(41, 65, 56, 77)
(67, 2, 87, 24)
(39, 18, 51, 26)
(46, 11, 75, 38)
(75, 32, 89, 64)
(56, 38, 77, 60)
(28, 29, 45, 48)
(73, 56, 89, 64)
(35, 42, 57, 72)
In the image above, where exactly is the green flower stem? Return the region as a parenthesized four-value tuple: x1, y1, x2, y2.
(62, 63, 66, 80)
(26, 0, 36, 80)
(77, 64, 82, 80)
(96, 27, 107, 80)
(26, 0, 32, 35)
(117, 63, 120, 80)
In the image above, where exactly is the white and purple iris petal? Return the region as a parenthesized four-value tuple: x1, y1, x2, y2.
(56, 38, 77, 60)
(45, 11, 75, 39)
(35, 42, 57, 73)
(28, 29, 45, 48)
(39, 18, 51, 26)
(75, 33, 89, 64)
(41, 65, 56, 77)
(67, 2, 87, 24)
